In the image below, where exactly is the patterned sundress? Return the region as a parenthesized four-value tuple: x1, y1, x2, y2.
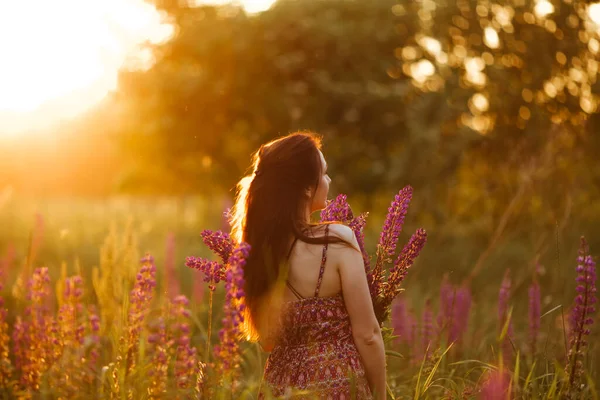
(259, 226, 373, 399)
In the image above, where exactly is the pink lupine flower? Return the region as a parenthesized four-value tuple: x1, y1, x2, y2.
(171, 295, 198, 391)
(186, 257, 226, 291)
(214, 242, 250, 377)
(200, 230, 234, 264)
(383, 228, 427, 304)
(148, 316, 170, 397)
(320, 194, 354, 223)
(479, 369, 511, 400)
(126, 255, 157, 373)
(321, 194, 370, 271)
(449, 285, 472, 344)
(371, 186, 413, 288)
(565, 237, 597, 394)
(0, 280, 12, 388)
(20, 267, 53, 392)
(422, 299, 434, 357)
(391, 298, 410, 344)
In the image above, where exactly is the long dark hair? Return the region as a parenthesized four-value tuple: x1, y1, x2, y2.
(230, 132, 350, 340)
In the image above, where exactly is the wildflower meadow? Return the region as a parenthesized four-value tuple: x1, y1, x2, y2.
(0, 189, 597, 399)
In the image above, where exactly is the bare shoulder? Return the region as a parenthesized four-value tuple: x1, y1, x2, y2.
(327, 223, 357, 245)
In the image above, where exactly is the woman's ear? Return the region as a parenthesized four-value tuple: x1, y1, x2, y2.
(305, 187, 313, 198)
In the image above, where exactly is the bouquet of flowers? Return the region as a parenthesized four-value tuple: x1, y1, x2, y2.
(319, 186, 427, 323)
(187, 185, 426, 325)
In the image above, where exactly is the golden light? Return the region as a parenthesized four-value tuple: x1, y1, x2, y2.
(483, 27, 500, 49)
(534, 0, 554, 18)
(589, 3, 600, 25)
(410, 59, 436, 83)
(0, 0, 174, 134)
(191, 0, 277, 14)
(470, 93, 489, 113)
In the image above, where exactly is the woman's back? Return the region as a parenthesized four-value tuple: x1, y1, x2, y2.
(259, 225, 373, 399)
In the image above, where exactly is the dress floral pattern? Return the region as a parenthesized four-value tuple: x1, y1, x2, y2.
(259, 226, 372, 399)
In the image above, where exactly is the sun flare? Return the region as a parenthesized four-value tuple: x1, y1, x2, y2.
(0, 0, 174, 134)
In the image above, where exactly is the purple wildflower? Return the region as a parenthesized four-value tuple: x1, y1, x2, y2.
(214, 242, 250, 377)
(391, 298, 410, 344)
(0, 284, 11, 387)
(422, 299, 434, 357)
(450, 285, 472, 344)
(320, 194, 354, 222)
(186, 257, 225, 291)
(349, 212, 371, 272)
(437, 275, 455, 338)
(374, 186, 413, 269)
(528, 280, 541, 356)
(148, 316, 170, 397)
(164, 231, 180, 298)
(321, 195, 370, 271)
(479, 369, 510, 400)
(200, 230, 234, 264)
(383, 228, 427, 304)
(58, 276, 85, 348)
(19, 267, 53, 391)
(126, 254, 157, 373)
(566, 237, 597, 393)
(171, 295, 198, 391)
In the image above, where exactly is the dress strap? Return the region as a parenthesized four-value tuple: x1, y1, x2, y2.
(286, 280, 305, 300)
(314, 225, 330, 298)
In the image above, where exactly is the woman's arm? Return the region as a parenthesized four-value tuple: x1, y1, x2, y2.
(332, 224, 387, 400)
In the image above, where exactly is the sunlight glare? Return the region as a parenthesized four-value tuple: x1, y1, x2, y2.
(534, 0, 554, 18)
(589, 3, 600, 25)
(189, 0, 277, 14)
(0, 0, 174, 133)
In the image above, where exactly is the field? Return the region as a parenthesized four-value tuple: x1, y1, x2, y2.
(0, 191, 597, 399)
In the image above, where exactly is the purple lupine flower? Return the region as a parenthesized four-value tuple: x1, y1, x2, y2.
(0, 283, 11, 387)
(186, 257, 226, 291)
(450, 285, 472, 344)
(320, 194, 354, 223)
(437, 275, 455, 338)
(87, 305, 101, 370)
(214, 242, 250, 377)
(148, 316, 170, 397)
(200, 230, 234, 264)
(171, 295, 198, 391)
(383, 228, 427, 304)
(566, 237, 597, 393)
(126, 254, 157, 373)
(58, 276, 85, 346)
(349, 212, 371, 272)
(19, 267, 52, 391)
(422, 299, 434, 357)
(528, 280, 541, 356)
(479, 369, 510, 400)
(374, 186, 413, 272)
(391, 298, 410, 344)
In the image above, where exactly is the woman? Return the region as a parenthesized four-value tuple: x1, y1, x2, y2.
(230, 132, 386, 399)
